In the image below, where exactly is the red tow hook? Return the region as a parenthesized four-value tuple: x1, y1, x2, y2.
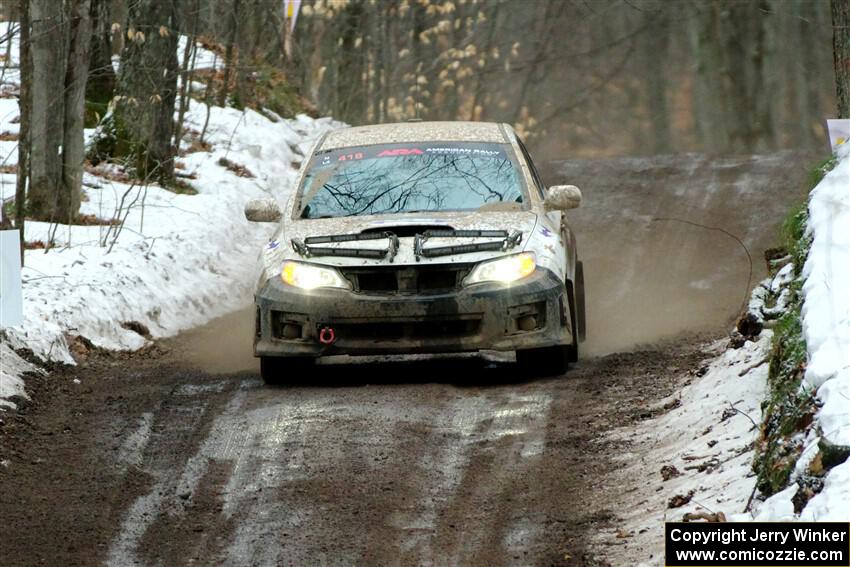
(318, 326, 336, 345)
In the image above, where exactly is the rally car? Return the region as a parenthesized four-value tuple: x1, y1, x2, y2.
(245, 121, 585, 382)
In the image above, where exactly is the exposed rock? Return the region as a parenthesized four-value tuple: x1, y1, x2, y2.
(736, 312, 763, 339)
(661, 465, 682, 481)
(668, 490, 695, 508)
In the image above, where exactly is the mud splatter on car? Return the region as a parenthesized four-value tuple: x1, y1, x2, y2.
(244, 121, 586, 382)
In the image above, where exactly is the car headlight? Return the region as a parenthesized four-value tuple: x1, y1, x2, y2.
(464, 252, 536, 286)
(280, 261, 350, 290)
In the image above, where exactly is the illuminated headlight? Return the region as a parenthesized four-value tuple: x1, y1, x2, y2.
(464, 252, 536, 286)
(280, 261, 350, 290)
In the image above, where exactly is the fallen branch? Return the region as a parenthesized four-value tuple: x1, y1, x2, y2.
(727, 402, 758, 429)
(738, 358, 768, 377)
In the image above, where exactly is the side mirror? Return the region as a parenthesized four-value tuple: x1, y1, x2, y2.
(244, 198, 282, 223)
(544, 185, 582, 211)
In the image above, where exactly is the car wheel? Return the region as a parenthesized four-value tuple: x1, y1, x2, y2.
(516, 345, 570, 377)
(575, 261, 586, 342)
(564, 277, 580, 363)
(260, 356, 315, 385)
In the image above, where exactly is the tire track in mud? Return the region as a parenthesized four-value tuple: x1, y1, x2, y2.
(0, 344, 709, 567)
(105, 378, 244, 567)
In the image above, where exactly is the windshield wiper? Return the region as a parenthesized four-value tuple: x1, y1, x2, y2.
(413, 229, 522, 261)
(291, 232, 399, 262)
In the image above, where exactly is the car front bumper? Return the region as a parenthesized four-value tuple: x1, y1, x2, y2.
(254, 268, 573, 358)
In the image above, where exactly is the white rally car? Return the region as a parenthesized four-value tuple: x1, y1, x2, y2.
(245, 121, 585, 382)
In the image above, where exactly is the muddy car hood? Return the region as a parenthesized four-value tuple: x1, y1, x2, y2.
(260, 211, 540, 273)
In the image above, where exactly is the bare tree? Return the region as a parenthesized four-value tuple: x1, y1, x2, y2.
(20, 0, 92, 224)
(26, 0, 66, 220)
(62, 0, 93, 221)
(86, 0, 116, 124)
(218, 0, 240, 107)
(113, 0, 180, 185)
(15, 0, 30, 263)
(833, 0, 850, 118)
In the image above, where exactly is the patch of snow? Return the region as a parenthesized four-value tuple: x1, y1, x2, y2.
(817, 368, 850, 447)
(771, 263, 794, 292)
(596, 332, 772, 565)
(176, 36, 223, 71)
(753, 484, 797, 521)
(0, 32, 344, 408)
(0, 343, 42, 408)
(799, 460, 850, 522)
(791, 430, 820, 483)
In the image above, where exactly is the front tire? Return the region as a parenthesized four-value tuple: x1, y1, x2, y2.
(575, 261, 586, 342)
(260, 356, 315, 385)
(564, 276, 580, 363)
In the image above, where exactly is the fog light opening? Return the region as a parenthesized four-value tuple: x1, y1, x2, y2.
(282, 323, 302, 340)
(517, 315, 537, 332)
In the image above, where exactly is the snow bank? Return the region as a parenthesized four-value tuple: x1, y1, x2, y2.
(752, 143, 850, 522)
(597, 302, 773, 565)
(0, 37, 343, 407)
(801, 143, 850, 443)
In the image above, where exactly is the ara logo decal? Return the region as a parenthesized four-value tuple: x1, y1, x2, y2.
(377, 148, 424, 157)
(539, 227, 554, 237)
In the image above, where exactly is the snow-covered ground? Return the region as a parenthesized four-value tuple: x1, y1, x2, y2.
(599, 144, 850, 564)
(0, 36, 342, 407)
(756, 143, 850, 522)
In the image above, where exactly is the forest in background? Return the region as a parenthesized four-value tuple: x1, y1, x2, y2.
(2, 0, 842, 164)
(0, 0, 847, 230)
(290, 0, 839, 159)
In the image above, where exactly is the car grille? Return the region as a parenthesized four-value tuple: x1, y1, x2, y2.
(340, 264, 473, 294)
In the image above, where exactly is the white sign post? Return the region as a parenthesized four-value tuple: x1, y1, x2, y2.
(0, 229, 23, 328)
(826, 119, 850, 154)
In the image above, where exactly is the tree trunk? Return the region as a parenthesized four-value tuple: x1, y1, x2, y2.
(61, 0, 92, 226)
(833, 0, 850, 118)
(691, 1, 731, 153)
(336, 1, 366, 123)
(114, 0, 180, 185)
(643, 10, 672, 154)
(469, 2, 500, 121)
(15, 0, 30, 263)
(174, 0, 200, 150)
(27, 0, 67, 221)
(218, 0, 240, 107)
(86, 0, 116, 126)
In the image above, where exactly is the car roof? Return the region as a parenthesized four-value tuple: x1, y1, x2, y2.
(318, 121, 512, 151)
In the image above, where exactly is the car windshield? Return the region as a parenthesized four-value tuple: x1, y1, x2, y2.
(297, 142, 526, 219)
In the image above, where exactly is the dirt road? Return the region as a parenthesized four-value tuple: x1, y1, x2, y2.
(0, 333, 710, 567)
(0, 152, 814, 566)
